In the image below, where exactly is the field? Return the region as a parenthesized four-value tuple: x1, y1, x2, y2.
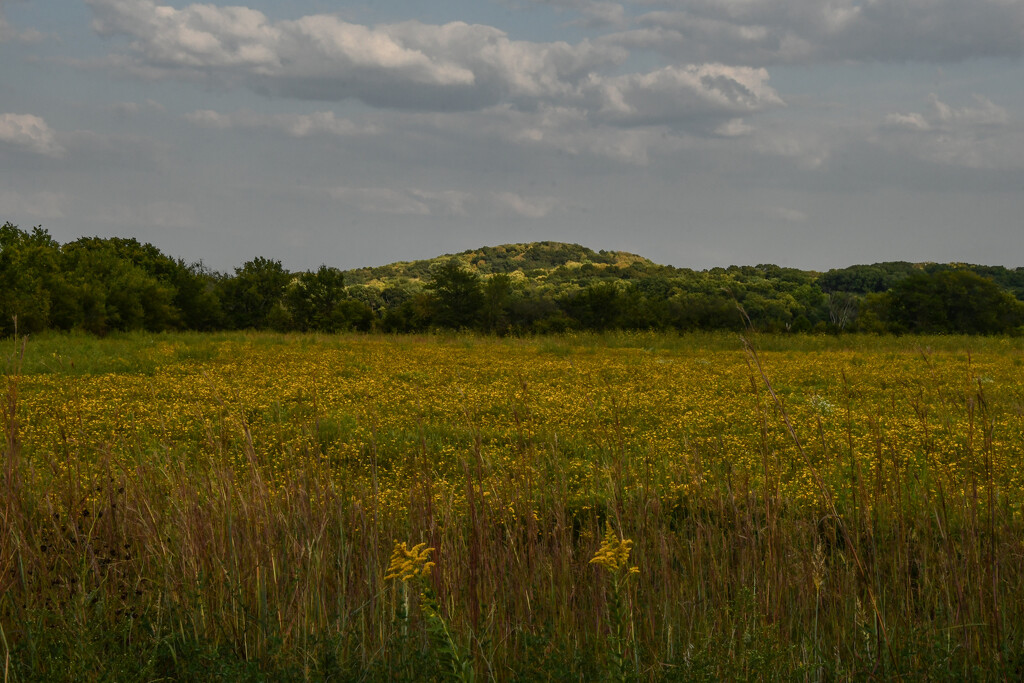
(3, 331, 1024, 680)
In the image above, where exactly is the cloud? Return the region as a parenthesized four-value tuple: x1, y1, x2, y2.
(877, 94, 1022, 170)
(110, 98, 166, 117)
(606, 0, 1024, 65)
(0, 113, 65, 157)
(0, 190, 68, 219)
(491, 191, 558, 218)
(86, 0, 780, 139)
(533, 0, 627, 28)
(0, 0, 44, 43)
(883, 94, 1009, 132)
(714, 118, 752, 137)
(186, 109, 377, 137)
(413, 103, 678, 164)
(324, 184, 559, 219)
(581, 64, 782, 128)
(328, 187, 472, 216)
(87, 0, 625, 110)
(765, 206, 807, 223)
(389, 63, 780, 165)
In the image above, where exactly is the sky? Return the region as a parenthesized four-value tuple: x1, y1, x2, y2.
(1, 0, 1023, 273)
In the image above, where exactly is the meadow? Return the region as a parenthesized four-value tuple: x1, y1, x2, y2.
(3, 330, 1024, 680)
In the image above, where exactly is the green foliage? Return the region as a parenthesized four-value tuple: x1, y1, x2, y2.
(343, 241, 652, 286)
(281, 265, 346, 332)
(3, 225, 1024, 337)
(481, 273, 514, 334)
(60, 237, 179, 334)
(218, 256, 291, 330)
(426, 259, 484, 329)
(93, 236, 223, 330)
(380, 293, 435, 333)
(819, 262, 917, 294)
(0, 223, 63, 335)
(867, 269, 1024, 334)
(561, 281, 626, 330)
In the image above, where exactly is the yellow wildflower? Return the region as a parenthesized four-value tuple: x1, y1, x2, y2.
(384, 541, 436, 582)
(590, 526, 638, 574)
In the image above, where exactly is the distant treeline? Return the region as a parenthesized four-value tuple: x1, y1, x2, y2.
(3, 222, 1023, 337)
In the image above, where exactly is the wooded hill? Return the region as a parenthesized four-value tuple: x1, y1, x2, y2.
(2, 222, 1023, 337)
(343, 242, 654, 285)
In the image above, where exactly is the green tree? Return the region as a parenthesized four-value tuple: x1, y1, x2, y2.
(819, 263, 916, 294)
(282, 265, 374, 332)
(425, 259, 484, 329)
(869, 270, 1024, 334)
(561, 282, 623, 330)
(380, 293, 436, 333)
(59, 237, 178, 334)
(481, 273, 515, 334)
(92, 237, 222, 330)
(219, 257, 290, 329)
(0, 223, 64, 335)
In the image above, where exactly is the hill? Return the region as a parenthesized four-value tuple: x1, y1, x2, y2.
(2, 221, 1023, 336)
(342, 241, 656, 287)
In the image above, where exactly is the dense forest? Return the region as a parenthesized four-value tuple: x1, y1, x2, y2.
(2, 222, 1023, 337)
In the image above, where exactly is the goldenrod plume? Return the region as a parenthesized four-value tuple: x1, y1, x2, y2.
(384, 541, 436, 582)
(590, 526, 638, 574)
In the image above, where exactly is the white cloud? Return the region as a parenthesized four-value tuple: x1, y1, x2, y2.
(324, 184, 559, 219)
(328, 187, 472, 216)
(714, 118, 752, 137)
(185, 109, 377, 137)
(392, 72, 780, 165)
(878, 95, 1022, 170)
(491, 191, 558, 218)
(87, 0, 625, 110)
(86, 0, 780, 139)
(886, 94, 1009, 130)
(751, 126, 832, 169)
(582, 64, 782, 128)
(0, 190, 68, 219)
(765, 206, 807, 223)
(882, 112, 930, 132)
(415, 103, 680, 165)
(0, 0, 44, 43)
(533, 0, 628, 28)
(110, 99, 166, 117)
(605, 0, 1024, 65)
(0, 113, 65, 157)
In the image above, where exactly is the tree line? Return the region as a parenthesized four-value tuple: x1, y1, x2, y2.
(2, 223, 1023, 337)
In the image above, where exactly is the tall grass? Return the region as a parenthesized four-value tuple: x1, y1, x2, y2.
(2, 332, 1024, 680)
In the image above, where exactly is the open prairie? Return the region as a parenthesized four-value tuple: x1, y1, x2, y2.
(4, 331, 1024, 680)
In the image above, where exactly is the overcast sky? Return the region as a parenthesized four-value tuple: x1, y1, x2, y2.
(2, 0, 1023, 272)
